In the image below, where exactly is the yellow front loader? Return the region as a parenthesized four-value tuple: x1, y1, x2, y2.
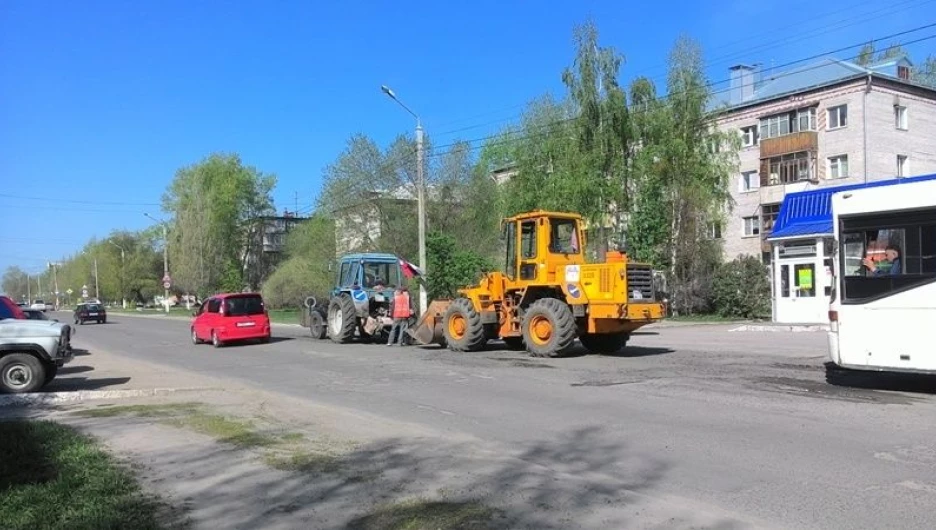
(409, 210, 664, 357)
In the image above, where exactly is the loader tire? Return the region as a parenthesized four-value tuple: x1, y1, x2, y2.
(579, 332, 628, 354)
(522, 298, 576, 358)
(309, 311, 327, 340)
(327, 295, 358, 343)
(443, 298, 487, 352)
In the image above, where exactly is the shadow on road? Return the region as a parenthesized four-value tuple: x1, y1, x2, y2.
(58, 365, 94, 376)
(824, 363, 936, 395)
(601, 346, 674, 358)
(44, 376, 132, 392)
(70, 348, 92, 357)
(116, 425, 700, 529)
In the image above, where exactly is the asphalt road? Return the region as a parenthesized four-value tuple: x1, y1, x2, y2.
(57, 312, 936, 529)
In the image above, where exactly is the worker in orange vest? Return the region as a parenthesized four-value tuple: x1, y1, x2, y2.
(387, 285, 412, 346)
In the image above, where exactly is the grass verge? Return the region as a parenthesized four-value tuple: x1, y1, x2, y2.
(75, 402, 349, 474)
(345, 498, 501, 530)
(0, 420, 180, 530)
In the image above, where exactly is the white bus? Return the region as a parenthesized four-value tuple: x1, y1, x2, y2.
(828, 178, 936, 373)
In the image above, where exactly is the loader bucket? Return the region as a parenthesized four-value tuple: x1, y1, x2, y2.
(408, 299, 451, 346)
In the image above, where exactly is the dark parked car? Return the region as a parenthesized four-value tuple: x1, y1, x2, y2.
(22, 308, 49, 320)
(74, 303, 107, 325)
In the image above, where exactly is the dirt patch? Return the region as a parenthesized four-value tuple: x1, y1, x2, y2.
(345, 498, 504, 530)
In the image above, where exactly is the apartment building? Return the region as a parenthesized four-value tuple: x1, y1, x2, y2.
(715, 56, 936, 322)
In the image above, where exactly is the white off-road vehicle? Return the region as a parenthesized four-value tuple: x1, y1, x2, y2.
(0, 316, 74, 393)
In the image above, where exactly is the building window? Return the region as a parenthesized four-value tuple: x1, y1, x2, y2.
(709, 222, 723, 240)
(895, 106, 908, 130)
(740, 170, 759, 192)
(741, 126, 758, 147)
(766, 151, 812, 185)
(758, 107, 816, 140)
(828, 155, 849, 179)
(897, 155, 909, 177)
(743, 216, 761, 237)
(898, 65, 911, 80)
(827, 105, 847, 130)
(761, 203, 781, 234)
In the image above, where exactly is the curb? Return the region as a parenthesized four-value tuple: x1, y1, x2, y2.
(729, 324, 829, 333)
(107, 311, 303, 328)
(0, 387, 219, 407)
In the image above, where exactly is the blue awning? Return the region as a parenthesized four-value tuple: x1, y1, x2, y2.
(768, 173, 936, 240)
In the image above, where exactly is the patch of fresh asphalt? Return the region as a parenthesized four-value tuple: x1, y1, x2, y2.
(47, 311, 936, 529)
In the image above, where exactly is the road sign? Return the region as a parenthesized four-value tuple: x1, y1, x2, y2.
(163, 281, 171, 289)
(162, 274, 171, 283)
(66, 289, 73, 295)
(81, 289, 88, 298)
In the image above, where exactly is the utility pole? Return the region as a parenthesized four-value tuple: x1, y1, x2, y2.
(145, 213, 171, 314)
(162, 223, 169, 314)
(415, 121, 427, 315)
(93, 257, 100, 301)
(50, 262, 60, 309)
(381, 84, 428, 315)
(108, 241, 127, 308)
(37, 275, 42, 302)
(26, 273, 31, 303)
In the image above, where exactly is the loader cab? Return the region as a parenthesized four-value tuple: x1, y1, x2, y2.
(502, 211, 586, 283)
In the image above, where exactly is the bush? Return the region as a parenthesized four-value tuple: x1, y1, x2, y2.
(711, 255, 771, 319)
(261, 258, 332, 309)
(425, 231, 494, 300)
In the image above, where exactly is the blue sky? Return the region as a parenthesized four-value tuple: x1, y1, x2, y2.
(0, 0, 932, 275)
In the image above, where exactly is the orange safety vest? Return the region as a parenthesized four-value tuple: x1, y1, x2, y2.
(392, 292, 411, 319)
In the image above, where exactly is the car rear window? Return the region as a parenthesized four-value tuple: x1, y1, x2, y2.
(85, 304, 103, 311)
(224, 295, 265, 316)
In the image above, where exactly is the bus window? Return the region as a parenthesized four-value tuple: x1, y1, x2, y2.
(839, 208, 936, 303)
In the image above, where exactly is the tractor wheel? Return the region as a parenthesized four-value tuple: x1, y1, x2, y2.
(309, 311, 327, 340)
(443, 298, 487, 352)
(502, 337, 525, 351)
(327, 295, 358, 343)
(579, 333, 628, 354)
(522, 298, 576, 358)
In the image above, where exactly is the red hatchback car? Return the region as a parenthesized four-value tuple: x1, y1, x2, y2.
(191, 293, 271, 348)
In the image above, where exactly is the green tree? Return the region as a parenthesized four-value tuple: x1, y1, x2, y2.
(561, 19, 636, 254)
(162, 153, 277, 296)
(261, 214, 336, 308)
(631, 36, 739, 315)
(424, 231, 494, 300)
(2, 266, 29, 301)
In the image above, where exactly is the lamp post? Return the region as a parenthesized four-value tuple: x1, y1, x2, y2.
(144, 213, 170, 314)
(108, 240, 127, 309)
(380, 84, 427, 315)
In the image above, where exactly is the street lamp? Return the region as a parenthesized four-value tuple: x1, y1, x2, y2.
(380, 84, 427, 315)
(108, 240, 127, 309)
(144, 213, 171, 314)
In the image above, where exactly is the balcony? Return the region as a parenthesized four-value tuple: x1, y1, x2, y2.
(759, 131, 818, 159)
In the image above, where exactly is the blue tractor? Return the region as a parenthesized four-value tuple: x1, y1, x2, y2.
(304, 253, 414, 343)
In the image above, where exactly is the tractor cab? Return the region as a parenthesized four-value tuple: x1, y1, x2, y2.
(333, 253, 403, 296)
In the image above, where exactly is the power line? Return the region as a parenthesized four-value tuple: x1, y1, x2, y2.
(423, 25, 936, 157)
(0, 193, 161, 207)
(429, 0, 931, 139)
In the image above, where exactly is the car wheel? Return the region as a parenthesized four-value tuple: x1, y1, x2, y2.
(0, 354, 45, 394)
(191, 328, 202, 345)
(211, 331, 223, 348)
